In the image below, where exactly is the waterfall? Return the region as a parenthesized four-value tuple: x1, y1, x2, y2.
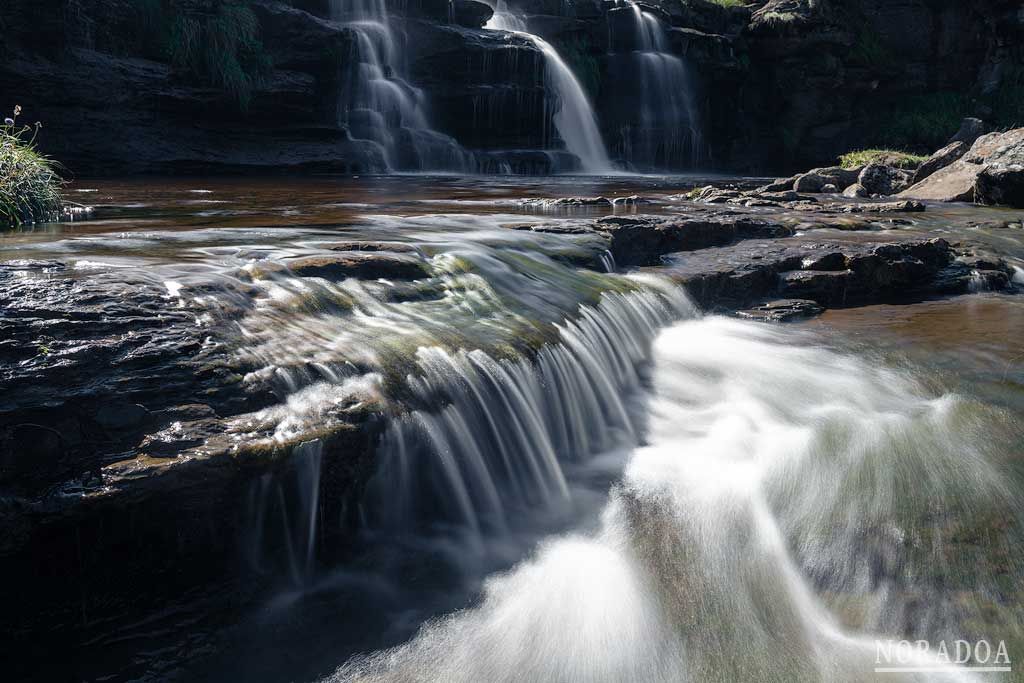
(485, 2, 613, 174)
(331, 317, 1013, 682)
(607, 1, 703, 170)
(330, 0, 472, 171)
(245, 439, 324, 587)
(360, 286, 693, 538)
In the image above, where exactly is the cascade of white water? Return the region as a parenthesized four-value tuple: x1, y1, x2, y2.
(609, 1, 703, 169)
(330, 0, 472, 171)
(485, 2, 613, 174)
(331, 317, 1012, 683)
(360, 284, 695, 537)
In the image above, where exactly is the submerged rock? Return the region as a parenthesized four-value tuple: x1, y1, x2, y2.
(283, 253, 430, 280)
(827, 200, 926, 214)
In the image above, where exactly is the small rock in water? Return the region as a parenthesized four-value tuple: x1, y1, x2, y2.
(832, 200, 926, 213)
(843, 183, 868, 198)
(736, 299, 824, 323)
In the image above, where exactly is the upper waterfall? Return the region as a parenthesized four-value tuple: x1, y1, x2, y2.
(329, 0, 473, 171)
(606, 0, 703, 170)
(485, 2, 614, 174)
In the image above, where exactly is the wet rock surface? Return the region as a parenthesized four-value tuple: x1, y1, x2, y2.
(658, 236, 1015, 311)
(594, 213, 795, 266)
(736, 298, 824, 322)
(0, 256, 389, 679)
(282, 252, 430, 280)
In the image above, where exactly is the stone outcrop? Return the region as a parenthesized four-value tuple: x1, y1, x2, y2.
(724, 0, 1024, 174)
(594, 214, 794, 266)
(901, 128, 1024, 206)
(662, 236, 1013, 310)
(912, 141, 969, 184)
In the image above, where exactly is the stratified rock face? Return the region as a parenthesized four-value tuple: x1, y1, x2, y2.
(729, 0, 1024, 174)
(0, 0, 1021, 174)
(406, 22, 550, 153)
(901, 128, 1024, 206)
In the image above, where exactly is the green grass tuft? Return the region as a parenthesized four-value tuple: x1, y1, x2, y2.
(838, 149, 928, 170)
(1, 109, 64, 230)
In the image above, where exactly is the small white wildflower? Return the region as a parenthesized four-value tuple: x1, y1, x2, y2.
(13, 105, 22, 116)
(3, 118, 14, 126)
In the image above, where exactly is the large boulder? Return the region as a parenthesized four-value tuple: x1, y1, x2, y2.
(858, 163, 912, 196)
(901, 128, 1024, 206)
(975, 162, 1024, 207)
(912, 141, 968, 184)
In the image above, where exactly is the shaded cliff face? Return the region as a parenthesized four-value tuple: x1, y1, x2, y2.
(0, 0, 1021, 175)
(721, 0, 1024, 172)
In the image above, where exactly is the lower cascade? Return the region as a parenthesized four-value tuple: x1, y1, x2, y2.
(330, 316, 1017, 682)
(360, 286, 691, 538)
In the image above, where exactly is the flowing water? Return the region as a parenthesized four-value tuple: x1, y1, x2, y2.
(4, 177, 1024, 682)
(330, 0, 473, 171)
(485, 2, 613, 173)
(606, 1, 703, 170)
(330, 0, 612, 173)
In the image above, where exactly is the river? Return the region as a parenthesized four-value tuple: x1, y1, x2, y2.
(3, 176, 1023, 682)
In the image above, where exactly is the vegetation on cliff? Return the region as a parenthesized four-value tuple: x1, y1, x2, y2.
(839, 149, 926, 170)
(0, 106, 62, 229)
(138, 0, 272, 109)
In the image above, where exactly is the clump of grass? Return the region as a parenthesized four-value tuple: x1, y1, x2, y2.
(839, 149, 928, 170)
(708, 0, 747, 7)
(1, 106, 64, 229)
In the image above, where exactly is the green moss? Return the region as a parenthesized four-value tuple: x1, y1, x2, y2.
(839, 149, 928, 170)
(0, 109, 64, 230)
(708, 0, 747, 7)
